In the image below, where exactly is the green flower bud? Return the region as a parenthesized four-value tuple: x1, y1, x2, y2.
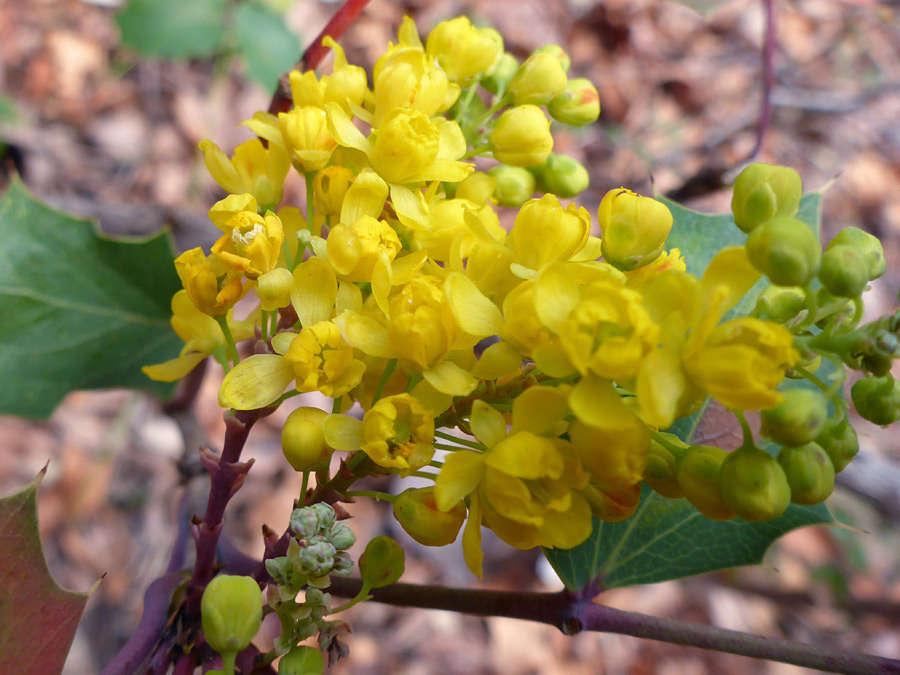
(533, 44, 571, 73)
(760, 388, 828, 446)
(265, 556, 292, 586)
(201, 575, 262, 655)
(532, 154, 590, 198)
(643, 433, 688, 499)
(290, 505, 320, 539)
(299, 540, 336, 577)
(731, 163, 802, 234)
(828, 226, 885, 280)
(279, 646, 325, 675)
(507, 52, 568, 106)
(754, 285, 806, 323)
(676, 445, 735, 521)
(282, 407, 332, 472)
(815, 418, 859, 473)
(359, 535, 405, 588)
(851, 375, 900, 425)
(745, 216, 821, 287)
(491, 105, 554, 167)
(548, 78, 601, 127)
(719, 447, 791, 522)
(488, 165, 536, 206)
(310, 503, 336, 532)
(328, 522, 356, 551)
(482, 52, 519, 94)
(777, 442, 835, 505)
(818, 245, 869, 298)
(392, 487, 466, 547)
(332, 551, 354, 576)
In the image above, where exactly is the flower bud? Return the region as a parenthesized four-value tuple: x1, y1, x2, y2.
(392, 487, 466, 546)
(828, 226, 885, 280)
(745, 216, 821, 287)
(201, 575, 262, 655)
(282, 407, 332, 472)
(598, 188, 674, 271)
(299, 540, 336, 576)
(777, 442, 835, 505)
(278, 107, 337, 173)
(482, 52, 519, 94)
(426, 17, 503, 82)
(759, 388, 828, 446)
(313, 166, 354, 216)
(578, 482, 641, 522)
(359, 535, 405, 588)
(851, 375, 900, 425)
(507, 52, 568, 106)
(507, 194, 591, 270)
(754, 285, 806, 323)
(643, 433, 688, 499)
(815, 418, 859, 473)
(328, 523, 357, 551)
(279, 645, 325, 675)
(370, 109, 440, 184)
(731, 163, 802, 234)
(818, 244, 869, 298)
(332, 551, 354, 576)
(534, 44, 570, 72)
(719, 447, 791, 522)
(548, 78, 601, 127)
(676, 445, 735, 521)
(488, 165, 535, 206)
(309, 503, 337, 532)
(532, 154, 589, 198)
(490, 105, 553, 167)
(290, 506, 320, 539)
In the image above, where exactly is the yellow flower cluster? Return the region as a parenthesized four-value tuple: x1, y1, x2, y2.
(145, 16, 806, 578)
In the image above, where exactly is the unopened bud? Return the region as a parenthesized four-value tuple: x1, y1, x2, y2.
(532, 154, 589, 198)
(676, 445, 735, 521)
(507, 53, 568, 106)
(392, 487, 466, 546)
(201, 575, 262, 655)
(488, 165, 536, 206)
(579, 482, 641, 522)
(719, 447, 791, 522)
(851, 375, 900, 425)
(482, 52, 519, 94)
(777, 442, 835, 505)
(490, 105, 553, 167)
(299, 540, 336, 577)
(815, 418, 859, 473)
(755, 285, 806, 323)
(746, 216, 821, 287)
(828, 227, 885, 280)
(282, 407, 332, 472)
(328, 523, 356, 551)
(533, 44, 570, 73)
(598, 188, 674, 271)
(760, 388, 828, 446)
(819, 244, 869, 298)
(643, 433, 688, 499)
(731, 163, 802, 234)
(548, 78, 600, 127)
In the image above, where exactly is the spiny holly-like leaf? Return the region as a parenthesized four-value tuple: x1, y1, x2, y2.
(0, 469, 95, 672)
(544, 192, 831, 592)
(0, 180, 182, 418)
(235, 2, 302, 93)
(116, 0, 227, 59)
(545, 486, 831, 591)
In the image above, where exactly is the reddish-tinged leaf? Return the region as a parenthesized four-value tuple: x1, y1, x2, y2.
(0, 469, 95, 673)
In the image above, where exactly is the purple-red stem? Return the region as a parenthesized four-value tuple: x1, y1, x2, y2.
(749, 0, 776, 159)
(268, 0, 373, 115)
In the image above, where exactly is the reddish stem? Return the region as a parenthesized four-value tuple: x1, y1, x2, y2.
(268, 0, 373, 114)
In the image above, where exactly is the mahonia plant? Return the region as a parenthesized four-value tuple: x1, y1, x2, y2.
(143, 14, 899, 669)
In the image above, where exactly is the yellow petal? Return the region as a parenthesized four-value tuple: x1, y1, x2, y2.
(418, 158, 474, 183)
(444, 272, 503, 337)
(569, 374, 630, 430)
(390, 184, 431, 230)
(700, 246, 761, 319)
(218, 354, 294, 410)
(391, 250, 428, 285)
(142, 352, 207, 382)
(371, 251, 392, 317)
(291, 257, 337, 327)
(462, 492, 484, 579)
(570, 235, 604, 262)
(325, 102, 372, 156)
(470, 400, 507, 448)
(635, 348, 690, 429)
(422, 359, 479, 396)
(435, 450, 485, 510)
(540, 493, 593, 549)
(271, 331, 297, 356)
(198, 139, 244, 195)
(241, 112, 285, 149)
(471, 341, 522, 380)
(510, 385, 569, 437)
(340, 169, 388, 224)
(323, 414, 365, 451)
(334, 310, 395, 358)
(434, 118, 467, 160)
(534, 263, 581, 332)
(336, 280, 363, 314)
(532, 340, 576, 378)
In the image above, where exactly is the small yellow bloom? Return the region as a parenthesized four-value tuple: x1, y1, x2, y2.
(278, 107, 337, 172)
(211, 210, 284, 279)
(313, 166, 355, 216)
(490, 105, 553, 167)
(198, 138, 289, 209)
(425, 17, 503, 83)
(326, 215, 402, 282)
(598, 188, 674, 271)
(506, 194, 591, 271)
(360, 393, 435, 471)
(370, 109, 440, 184)
(289, 37, 368, 114)
(175, 248, 245, 316)
(387, 276, 458, 371)
(283, 321, 366, 398)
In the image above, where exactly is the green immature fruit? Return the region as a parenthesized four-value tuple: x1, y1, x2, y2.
(359, 535, 405, 588)
(760, 388, 828, 446)
(281, 407, 332, 472)
(201, 575, 262, 655)
(816, 417, 859, 473)
(828, 226, 886, 280)
(488, 165, 536, 206)
(754, 285, 806, 323)
(643, 433, 687, 499)
(777, 442, 835, 505)
(548, 78, 601, 127)
(731, 163, 802, 234)
(676, 445, 735, 521)
(532, 154, 590, 198)
(851, 375, 900, 425)
(392, 487, 466, 546)
(818, 245, 869, 297)
(719, 447, 791, 522)
(746, 216, 821, 287)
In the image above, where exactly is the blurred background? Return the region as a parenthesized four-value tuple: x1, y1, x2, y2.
(1, 0, 900, 672)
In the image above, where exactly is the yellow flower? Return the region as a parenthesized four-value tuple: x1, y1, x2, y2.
(313, 166, 355, 216)
(598, 188, 674, 271)
(289, 36, 368, 113)
(198, 138, 289, 209)
(284, 321, 366, 398)
(142, 291, 255, 382)
(387, 276, 458, 371)
(174, 247, 245, 316)
(506, 194, 594, 271)
(360, 394, 435, 471)
(278, 107, 337, 173)
(490, 105, 553, 167)
(507, 52, 568, 106)
(425, 17, 503, 83)
(500, 280, 553, 358)
(211, 210, 284, 279)
(326, 215, 402, 283)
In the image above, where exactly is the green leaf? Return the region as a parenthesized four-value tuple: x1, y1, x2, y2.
(235, 2, 301, 93)
(0, 181, 182, 419)
(545, 486, 832, 591)
(116, 0, 227, 59)
(0, 469, 95, 671)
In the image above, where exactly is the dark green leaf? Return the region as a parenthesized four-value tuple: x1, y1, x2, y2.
(235, 3, 302, 93)
(0, 181, 182, 418)
(116, 0, 227, 59)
